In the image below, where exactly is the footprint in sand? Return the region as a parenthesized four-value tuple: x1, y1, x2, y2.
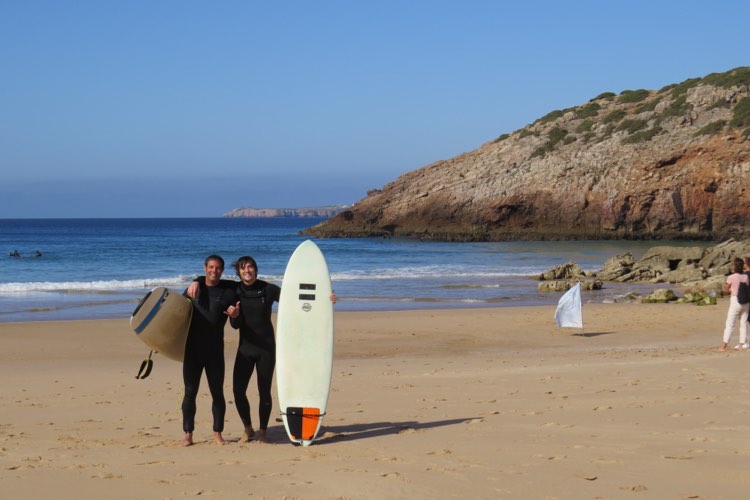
(380, 472, 403, 479)
(620, 485, 648, 492)
(542, 422, 574, 428)
(398, 427, 422, 435)
(318, 431, 341, 441)
(91, 472, 124, 479)
(7, 464, 35, 471)
(577, 474, 598, 481)
(64, 463, 105, 470)
(427, 449, 452, 456)
(593, 458, 620, 464)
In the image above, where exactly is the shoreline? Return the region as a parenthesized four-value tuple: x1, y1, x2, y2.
(0, 276, 671, 325)
(3, 303, 747, 498)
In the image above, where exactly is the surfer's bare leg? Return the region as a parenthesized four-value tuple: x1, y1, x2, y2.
(255, 429, 268, 443)
(213, 431, 226, 445)
(181, 432, 194, 447)
(239, 426, 255, 443)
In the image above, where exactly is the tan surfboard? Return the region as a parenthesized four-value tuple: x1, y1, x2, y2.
(130, 287, 192, 362)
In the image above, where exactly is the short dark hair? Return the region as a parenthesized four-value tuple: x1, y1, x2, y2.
(204, 254, 225, 270)
(734, 257, 744, 274)
(233, 256, 258, 276)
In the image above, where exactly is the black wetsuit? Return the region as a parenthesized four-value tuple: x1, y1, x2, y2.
(181, 281, 238, 434)
(229, 279, 281, 431)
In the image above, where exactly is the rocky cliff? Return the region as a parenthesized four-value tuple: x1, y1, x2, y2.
(305, 67, 750, 241)
(224, 205, 348, 218)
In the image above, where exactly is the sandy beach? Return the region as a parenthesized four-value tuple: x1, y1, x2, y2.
(1, 302, 749, 499)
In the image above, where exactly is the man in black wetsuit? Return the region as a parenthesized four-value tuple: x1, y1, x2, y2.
(181, 254, 239, 446)
(229, 256, 280, 443)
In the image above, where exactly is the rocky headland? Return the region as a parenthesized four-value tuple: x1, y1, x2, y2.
(304, 67, 750, 242)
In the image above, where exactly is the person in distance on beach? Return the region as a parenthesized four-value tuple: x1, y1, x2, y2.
(716, 257, 749, 352)
(188, 255, 336, 444)
(181, 254, 239, 446)
(743, 256, 750, 333)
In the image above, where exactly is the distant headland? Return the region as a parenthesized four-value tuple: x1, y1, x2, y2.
(223, 205, 349, 218)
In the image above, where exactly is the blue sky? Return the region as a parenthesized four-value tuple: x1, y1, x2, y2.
(1, 1, 748, 218)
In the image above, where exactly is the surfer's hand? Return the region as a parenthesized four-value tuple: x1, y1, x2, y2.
(330, 293, 337, 304)
(226, 301, 240, 318)
(186, 281, 200, 299)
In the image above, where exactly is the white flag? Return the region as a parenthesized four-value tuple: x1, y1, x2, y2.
(555, 282, 583, 328)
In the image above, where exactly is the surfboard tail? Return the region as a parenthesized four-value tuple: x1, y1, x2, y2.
(286, 406, 322, 442)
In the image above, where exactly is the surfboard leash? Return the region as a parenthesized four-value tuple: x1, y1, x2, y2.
(135, 350, 154, 380)
(279, 410, 327, 417)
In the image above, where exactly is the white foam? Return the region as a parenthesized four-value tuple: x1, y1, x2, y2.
(329, 265, 542, 281)
(0, 275, 195, 294)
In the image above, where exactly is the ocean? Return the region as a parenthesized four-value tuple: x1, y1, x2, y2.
(0, 218, 708, 323)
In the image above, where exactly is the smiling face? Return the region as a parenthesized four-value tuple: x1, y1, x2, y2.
(204, 258, 224, 286)
(233, 256, 258, 286)
(238, 261, 257, 285)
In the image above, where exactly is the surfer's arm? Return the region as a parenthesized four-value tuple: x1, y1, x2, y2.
(230, 315, 240, 329)
(188, 276, 235, 298)
(268, 283, 282, 303)
(225, 300, 240, 319)
(186, 280, 201, 299)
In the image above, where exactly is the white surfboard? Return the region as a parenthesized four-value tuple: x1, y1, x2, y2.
(130, 287, 192, 362)
(276, 240, 334, 446)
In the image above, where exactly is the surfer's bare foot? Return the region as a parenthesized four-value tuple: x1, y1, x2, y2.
(181, 433, 194, 447)
(255, 429, 268, 443)
(213, 432, 226, 445)
(239, 427, 255, 443)
(715, 343, 729, 352)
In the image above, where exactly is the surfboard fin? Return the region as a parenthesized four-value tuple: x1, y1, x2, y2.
(135, 351, 154, 380)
